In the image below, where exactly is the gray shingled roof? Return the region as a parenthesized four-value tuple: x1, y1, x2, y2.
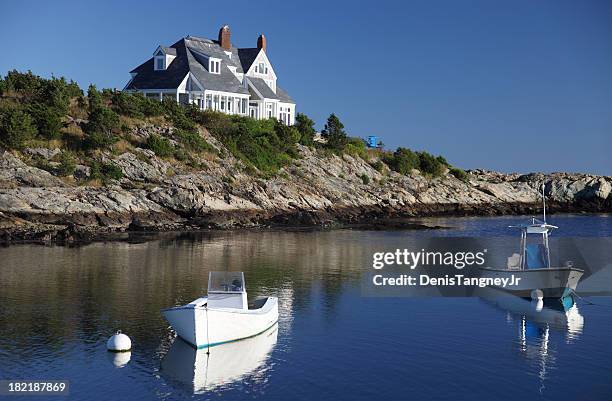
(160, 46, 177, 56)
(125, 35, 291, 102)
(248, 77, 278, 100)
(237, 48, 260, 73)
(186, 48, 248, 95)
(127, 39, 190, 90)
(276, 85, 295, 104)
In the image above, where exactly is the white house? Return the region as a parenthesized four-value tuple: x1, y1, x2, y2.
(124, 25, 296, 125)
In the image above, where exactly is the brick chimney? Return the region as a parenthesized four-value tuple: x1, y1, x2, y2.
(218, 25, 231, 50)
(257, 34, 266, 52)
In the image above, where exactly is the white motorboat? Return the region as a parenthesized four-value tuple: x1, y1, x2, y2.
(162, 272, 278, 349)
(479, 185, 584, 299)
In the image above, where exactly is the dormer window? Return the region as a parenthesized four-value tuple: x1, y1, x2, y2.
(153, 47, 176, 71)
(209, 58, 221, 74)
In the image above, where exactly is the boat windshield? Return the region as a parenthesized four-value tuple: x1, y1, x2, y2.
(208, 271, 245, 293)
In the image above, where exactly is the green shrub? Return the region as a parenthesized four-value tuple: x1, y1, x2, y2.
(0, 104, 37, 149)
(345, 137, 367, 159)
(417, 151, 445, 177)
(109, 91, 164, 118)
(163, 99, 197, 131)
(85, 105, 119, 135)
(370, 160, 385, 173)
(450, 167, 469, 182)
(83, 97, 120, 150)
(175, 129, 216, 153)
(27, 103, 63, 139)
(383, 147, 419, 175)
(91, 160, 123, 181)
(57, 151, 76, 176)
(145, 134, 174, 157)
(102, 162, 123, 180)
(360, 173, 370, 185)
(83, 131, 117, 150)
(193, 110, 300, 175)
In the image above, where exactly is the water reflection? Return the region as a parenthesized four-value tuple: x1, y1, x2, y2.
(479, 289, 585, 394)
(160, 325, 278, 393)
(107, 351, 131, 368)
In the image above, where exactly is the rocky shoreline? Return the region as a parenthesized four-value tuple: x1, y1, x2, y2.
(1, 127, 610, 244)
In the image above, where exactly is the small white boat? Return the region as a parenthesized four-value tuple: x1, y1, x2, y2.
(162, 272, 278, 349)
(479, 185, 584, 299)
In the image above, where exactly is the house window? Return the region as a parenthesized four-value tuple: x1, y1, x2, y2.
(241, 99, 247, 114)
(206, 94, 212, 109)
(228, 96, 233, 113)
(266, 103, 273, 119)
(249, 102, 258, 119)
(155, 57, 164, 70)
(210, 59, 220, 74)
(213, 95, 219, 110)
(220, 96, 226, 111)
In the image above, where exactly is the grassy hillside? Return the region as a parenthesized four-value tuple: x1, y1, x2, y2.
(0, 70, 467, 183)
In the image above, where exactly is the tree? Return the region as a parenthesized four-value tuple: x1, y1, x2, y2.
(322, 113, 348, 153)
(295, 112, 316, 146)
(83, 84, 119, 149)
(0, 104, 37, 149)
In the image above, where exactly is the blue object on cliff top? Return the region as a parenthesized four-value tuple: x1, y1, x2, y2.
(367, 136, 379, 148)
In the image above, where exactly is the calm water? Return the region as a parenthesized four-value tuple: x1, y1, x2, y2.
(0, 214, 611, 401)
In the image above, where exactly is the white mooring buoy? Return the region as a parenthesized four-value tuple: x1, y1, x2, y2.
(107, 330, 132, 352)
(530, 289, 544, 301)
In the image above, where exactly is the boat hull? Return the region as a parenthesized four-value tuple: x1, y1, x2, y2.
(163, 297, 279, 348)
(478, 267, 584, 298)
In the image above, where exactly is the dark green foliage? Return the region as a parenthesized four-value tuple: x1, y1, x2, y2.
(450, 167, 469, 182)
(164, 99, 197, 131)
(382, 147, 451, 178)
(345, 137, 367, 159)
(383, 147, 419, 175)
(370, 160, 385, 173)
(194, 110, 299, 175)
(91, 160, 123, 181)
(174, 129, 216, 153)
(57, 151, 76, 176)
(417, 151, 445, 177)
(110, 91, 164, 118)
(26, 103, 63, 139)
(145, 134, 174, 157)
(0, 71, 83, 145)
(322, 113, 348, 153)
(83, 85, 120, 149)
(83, 132, 117, 150)
(295, 112, 316, 146)
(87, 84, 103, 111)
(0, 104, 37, 149)
(360, 173, 370, 185)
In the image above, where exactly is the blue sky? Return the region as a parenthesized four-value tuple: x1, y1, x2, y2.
(1, 0, 611, 174)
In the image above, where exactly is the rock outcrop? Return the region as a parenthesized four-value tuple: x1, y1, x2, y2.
(0, 131, 610, 242)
